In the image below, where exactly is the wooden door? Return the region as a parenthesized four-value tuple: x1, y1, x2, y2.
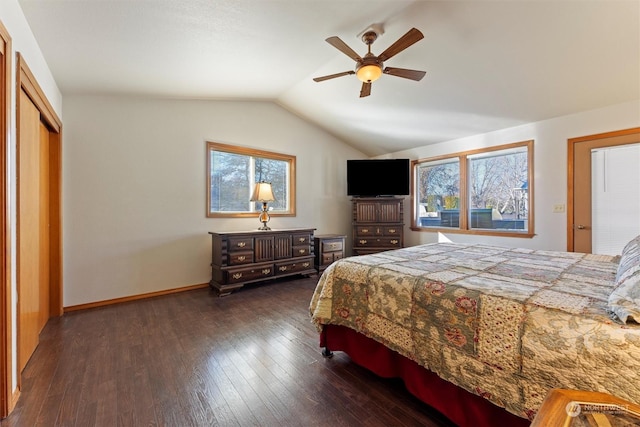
(17, 90, 50, 372)
(568, 128, 640, 253)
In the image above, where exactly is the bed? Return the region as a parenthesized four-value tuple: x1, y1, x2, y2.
(309, 235, 640, 426)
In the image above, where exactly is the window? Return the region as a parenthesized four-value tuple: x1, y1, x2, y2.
(207, 141, 296, 218)
(413, 140, 533, 236)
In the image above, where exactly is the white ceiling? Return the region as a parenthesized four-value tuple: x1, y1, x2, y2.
(18, 0, 640, 156)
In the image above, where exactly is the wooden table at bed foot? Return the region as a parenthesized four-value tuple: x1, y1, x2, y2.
(531, 389, 640, 427)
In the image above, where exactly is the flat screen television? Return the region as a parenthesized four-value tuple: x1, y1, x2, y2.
(347, 159, 410, 197)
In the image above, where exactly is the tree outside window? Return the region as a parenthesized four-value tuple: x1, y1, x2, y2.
(412, 140, 533, 236)
(416, 159, 460, 228)
(207, 142, 295, 218)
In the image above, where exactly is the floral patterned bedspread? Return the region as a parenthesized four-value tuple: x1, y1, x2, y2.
(309, 243, 640, 420)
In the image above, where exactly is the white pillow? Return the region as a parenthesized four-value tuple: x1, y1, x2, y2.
(608, 235, 640, 324)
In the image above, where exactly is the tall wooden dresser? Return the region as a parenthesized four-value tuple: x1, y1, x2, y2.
(352, 197, 404, 255)
(209, 228, 316, 296)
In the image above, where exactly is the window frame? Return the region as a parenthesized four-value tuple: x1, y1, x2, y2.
(206, 141, 296, 218)
(411, 140, 534, 238)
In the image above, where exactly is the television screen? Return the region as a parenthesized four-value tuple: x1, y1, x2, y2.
(347, 159, 410, 196)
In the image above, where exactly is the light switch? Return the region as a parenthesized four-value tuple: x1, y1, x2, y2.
(553, 204, 565, 213)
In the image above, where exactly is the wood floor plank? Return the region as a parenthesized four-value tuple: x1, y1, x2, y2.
(2, 276, 456, 427)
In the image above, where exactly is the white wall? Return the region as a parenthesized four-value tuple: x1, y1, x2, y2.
(389, 100, 640, 251)
(63, 95, 363, 307)
(0, 0, 62, 113)
(58, 97, 640, 307)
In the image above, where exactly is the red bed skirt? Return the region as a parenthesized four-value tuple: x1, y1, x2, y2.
(321, 324, 529, 427)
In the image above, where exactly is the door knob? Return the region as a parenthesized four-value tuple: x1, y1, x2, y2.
(576, 224, 586, 230)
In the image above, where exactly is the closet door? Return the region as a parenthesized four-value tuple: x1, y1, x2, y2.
(18, 90, 50, 372)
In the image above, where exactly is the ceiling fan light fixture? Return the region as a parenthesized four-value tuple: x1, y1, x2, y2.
(356, 63, 382, 83)
(314, 27, 425, 97)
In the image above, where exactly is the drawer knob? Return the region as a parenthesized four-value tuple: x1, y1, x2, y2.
(303, 262, 310, 267)
(299, 249, 306, 254)
(237, 256, 245, 261)
(362, 228, 369, 233)
(232, 273, 243, 279)
(237, 242, 246, 248)
(389, 229, 396, 233)
(299, 237, 306, 243)
(279, 266, 288, 272)
(262, 268, 271, 275)
(359, 239, 367, 244)
(391, 240, 399, 245)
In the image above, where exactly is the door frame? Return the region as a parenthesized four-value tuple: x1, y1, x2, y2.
(0, 21, 11, 418)
(567, 127, 640, 252)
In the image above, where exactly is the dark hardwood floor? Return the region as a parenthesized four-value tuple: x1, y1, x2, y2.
(2, 276, 457, 427)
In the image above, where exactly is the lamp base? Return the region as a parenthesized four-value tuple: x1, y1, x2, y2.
(257, 204, 271, 230)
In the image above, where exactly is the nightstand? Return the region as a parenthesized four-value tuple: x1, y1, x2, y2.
(314, 234, 346, 273)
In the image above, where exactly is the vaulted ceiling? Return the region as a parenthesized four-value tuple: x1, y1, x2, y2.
(18, 0, 640, 156)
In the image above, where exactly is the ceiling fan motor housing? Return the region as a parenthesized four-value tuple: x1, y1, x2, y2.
(362, 31, 378, 45)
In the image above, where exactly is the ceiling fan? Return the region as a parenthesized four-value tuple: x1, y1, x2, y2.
(313, 27, 426, 98)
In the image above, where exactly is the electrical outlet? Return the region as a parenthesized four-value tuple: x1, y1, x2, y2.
(553, 203, 565, 213)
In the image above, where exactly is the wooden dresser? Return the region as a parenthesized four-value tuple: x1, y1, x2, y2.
(209, 228, 316, 296)
(352, 197, 404, 255)
(314, 234, 346, 273)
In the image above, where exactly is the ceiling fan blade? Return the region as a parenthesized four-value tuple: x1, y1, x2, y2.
(313, 70, 356, 82)
(325, 36, 363, 62)
(378, 28, 424, 62)
(383, 67, 426, 81)
(359, 82, 371, 98)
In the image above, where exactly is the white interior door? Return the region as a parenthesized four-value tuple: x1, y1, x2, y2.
(591, 143, 640, 255)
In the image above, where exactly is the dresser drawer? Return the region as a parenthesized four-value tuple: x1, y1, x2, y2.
(353, 237, 402, 248)
(356, 225, 376, 236)
(292, 245, 311, 257)
(292, 233, 312, 246)
(356, 226, 402, 237)
(322, 239, 344, 252)
(275, 257, 313, 275)
(228, 251, 253, 265)
(228, 237, 254, 252)
(321, 253, 334, 264)
(322, 252, 344, 264)
(383, 226, 402, 236)
(226, 264, 273, 284)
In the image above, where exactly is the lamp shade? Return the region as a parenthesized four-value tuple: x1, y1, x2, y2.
(250, 182, 275, 202)
(356, 64, 382, 83)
